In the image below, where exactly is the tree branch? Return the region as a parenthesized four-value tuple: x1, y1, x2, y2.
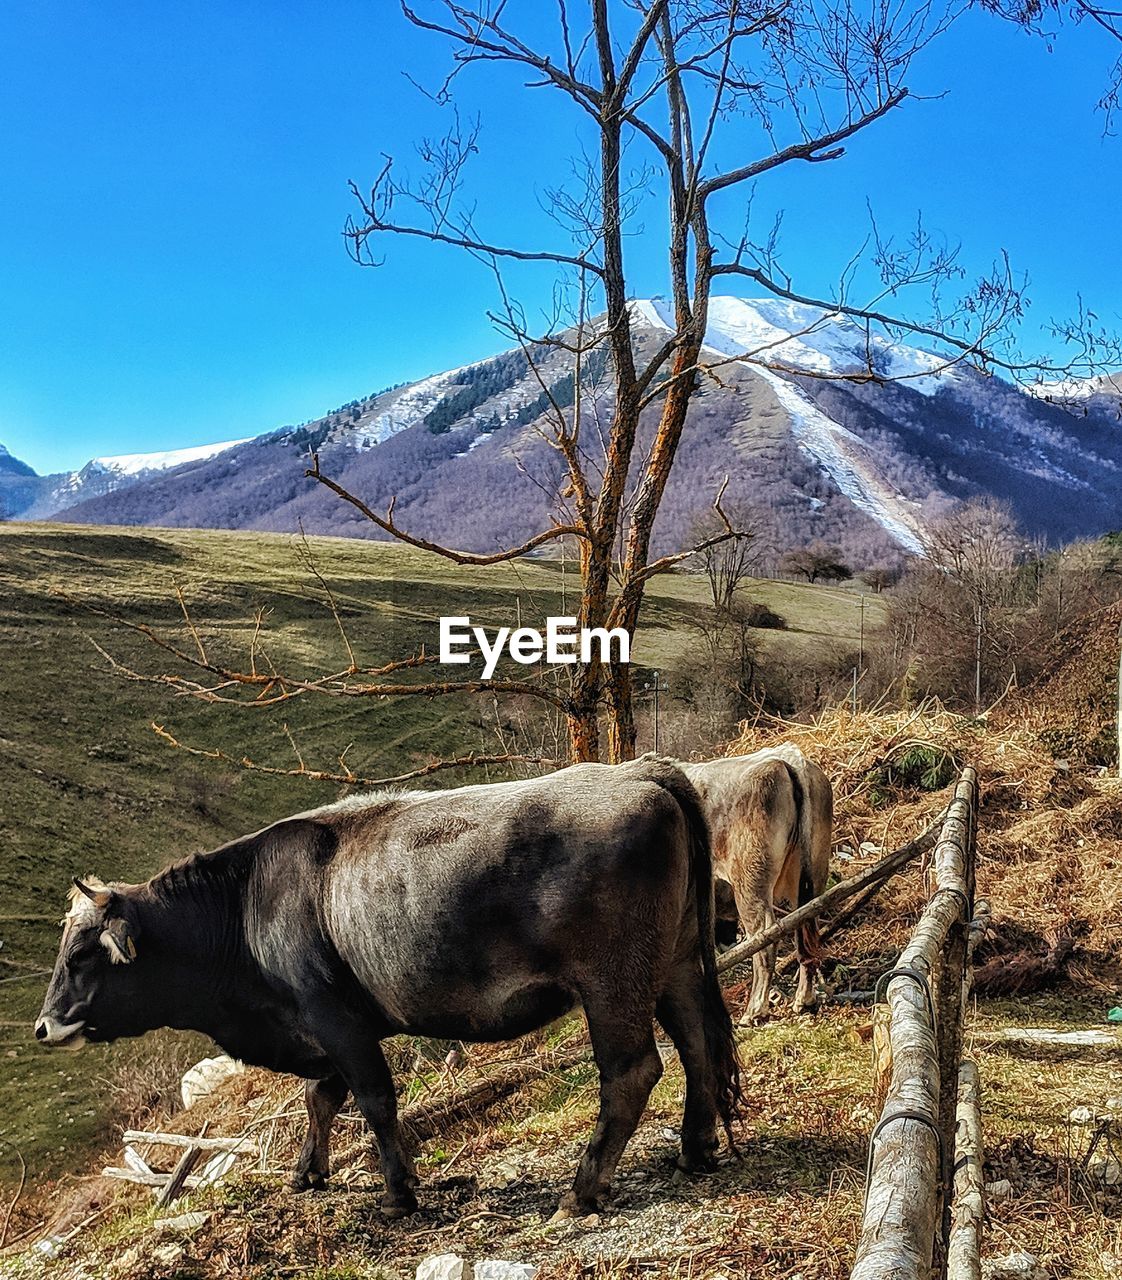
(151, 724, 556, 787)
(697, 89, 909, 198)
(306, 454, 586, 564)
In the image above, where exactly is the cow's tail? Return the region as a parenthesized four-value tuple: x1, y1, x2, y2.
(786, 761, 825, 978)
(643, 758, 743, 1145)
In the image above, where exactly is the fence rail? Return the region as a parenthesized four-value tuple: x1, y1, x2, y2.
(851, 767, 982, 1280)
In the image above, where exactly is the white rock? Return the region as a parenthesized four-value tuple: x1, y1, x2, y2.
(1069, 1105, 1097, 1125)
(151, 1243, 186, 1267)
(491, 1160, 520, 1187)
(417, 1255, 471, 1280)
(859, 841, 880, 855)
(982, 1252, 1046, 1280)
(180, 1055, 244, 1109)
(158, 1211, 211, 1233)
(985, 1178, 1014, 1199)
(196, 1151, 237, 1186)
(473, 1263, 538, 1280)
(1089, 1156, 1122, 1186)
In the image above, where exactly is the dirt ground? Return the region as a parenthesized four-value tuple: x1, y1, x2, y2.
(3, 983, 1118, 1280)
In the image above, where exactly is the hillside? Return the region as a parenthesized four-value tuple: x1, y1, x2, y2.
(10, 298, 1122, 564)
(0, 523, 878, 1196)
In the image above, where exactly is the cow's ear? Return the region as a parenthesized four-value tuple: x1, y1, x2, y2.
(73, 878, 112, 910)
(99, 919, 137, 965)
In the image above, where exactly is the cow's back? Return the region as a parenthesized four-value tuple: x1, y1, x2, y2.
(310, 766, 693, 1038)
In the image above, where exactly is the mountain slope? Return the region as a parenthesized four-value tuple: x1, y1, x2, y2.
(25, 297, 1122, 562)
(17, 436, 250, 519)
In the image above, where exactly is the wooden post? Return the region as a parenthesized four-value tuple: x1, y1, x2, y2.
(155, 1144, 205, 1208)
(1116, 617, 1121, 779)
(935, 773, 976, 1267)
(717, 817, 944, 975)
(852, 770, 976, 1280)
(946, 1060, 983, 1280)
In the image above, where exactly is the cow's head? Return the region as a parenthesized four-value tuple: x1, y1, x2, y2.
(35, 878, 142, 1048)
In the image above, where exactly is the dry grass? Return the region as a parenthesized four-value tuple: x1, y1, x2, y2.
(724, 698, 1122, 981)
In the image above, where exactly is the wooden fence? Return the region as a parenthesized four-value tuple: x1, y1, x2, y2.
(851, 767, 984, 1280)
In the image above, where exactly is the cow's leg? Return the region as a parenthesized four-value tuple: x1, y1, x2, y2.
(732, 883, 775, 1025)
(656, 961, 720, 1172)
(792, 924, 821, 1013)
(306, 1018, 419, 1217)
(775, 849, 818, 1014)
(289, 1073, 349, 1191)
(344, 1042, 419, 1217)
(558, 1003, 663, 1218)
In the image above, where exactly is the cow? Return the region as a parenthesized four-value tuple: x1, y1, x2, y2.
(35, 758, 741, 1220)
(682, 745, 833, 1023)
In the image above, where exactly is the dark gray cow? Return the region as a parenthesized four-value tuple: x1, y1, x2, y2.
(36, 758, 741, 1218)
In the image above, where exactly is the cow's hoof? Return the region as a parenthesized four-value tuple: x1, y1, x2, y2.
(552, 1192, 603, 1223)
(676, 1150, 719, 1175)
(381, 1191, 418, 1220)
(738, 1012, 768, 1027)
(287, 1169, 328, 1192)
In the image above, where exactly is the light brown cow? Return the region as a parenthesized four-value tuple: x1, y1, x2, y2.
(683, 745, 833, 1023)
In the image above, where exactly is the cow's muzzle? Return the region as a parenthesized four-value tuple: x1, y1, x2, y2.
(34, 1016, 87, 1048)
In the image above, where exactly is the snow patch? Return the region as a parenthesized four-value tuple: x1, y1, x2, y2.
(634, 296, 930, 552)
(757, 368, 926, 554)
(635, 296, 953, 396)
(1026, 372, 1122, 401)
(78, 437, 251, 482)
(343, 370, 465, 448)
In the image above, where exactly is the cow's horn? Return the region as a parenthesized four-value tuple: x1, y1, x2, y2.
(73, 878, 112, 910)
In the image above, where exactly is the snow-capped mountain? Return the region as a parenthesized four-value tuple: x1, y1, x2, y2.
(17, 438, 251, 518)
(10, 297, 1122, 563)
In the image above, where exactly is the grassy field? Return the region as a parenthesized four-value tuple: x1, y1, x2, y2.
(0, 522, 882, 1189)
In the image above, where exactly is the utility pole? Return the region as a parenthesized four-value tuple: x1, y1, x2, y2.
(649, 669, 669, 752)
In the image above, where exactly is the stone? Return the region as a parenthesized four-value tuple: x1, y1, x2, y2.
(158, 1211, 211, 1233)
(492, 1160, 520, 1187)
(985, 1179, 1014, 1200)
(417, 1255, 471, 1280)
(982, 1252, 1046, 1280)
(180, 1055, 244, 1109)
(150, 1243, 186, 1267)
(1089, 1156, 1122, 1186)
(473, 1263, 538, 1280)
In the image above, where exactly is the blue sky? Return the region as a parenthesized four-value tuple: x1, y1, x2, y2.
(2, 1, 1119, 475)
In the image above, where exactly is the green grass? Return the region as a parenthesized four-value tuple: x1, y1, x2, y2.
(0, 521, 880, 1188)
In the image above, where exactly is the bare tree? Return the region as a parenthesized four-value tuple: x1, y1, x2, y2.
(689, 498, 768, 610)
(782, 542, 853, 584)
(114, 2, 1122, 771)
(920, 497, 1024, 710)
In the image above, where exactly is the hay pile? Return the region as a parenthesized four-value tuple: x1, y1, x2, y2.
(724, 698, 1122, 989)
